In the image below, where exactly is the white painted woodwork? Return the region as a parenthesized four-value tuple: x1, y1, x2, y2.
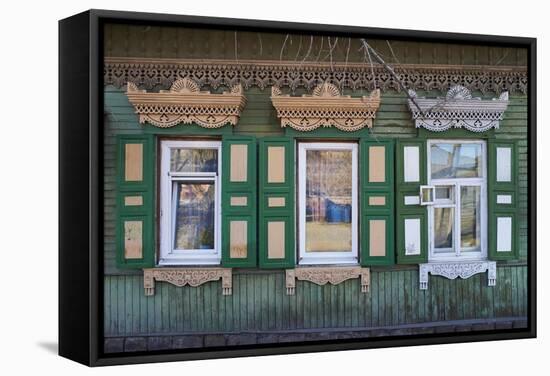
(496, 217, 513, 253)
(404, 195, 420, 205)
(404, 218, 421, 256)
(496, 147, 512, 182)
(403, 146, 420, 182)
(496, 194, 513, 204)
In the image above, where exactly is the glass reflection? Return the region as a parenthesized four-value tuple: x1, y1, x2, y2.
(173, 182, 215, 250)
(431, 143, 482, 179)
(305, 150, 352, 252)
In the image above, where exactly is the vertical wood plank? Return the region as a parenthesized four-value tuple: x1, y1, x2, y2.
(372, 271, 379, 326)
(117, 276, 125, 335)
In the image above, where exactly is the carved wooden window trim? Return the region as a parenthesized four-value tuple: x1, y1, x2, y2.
(419, 261, 496, 290)
(143, 268, 232, 296)
(408, 85, 510, 132)
(285, 267, 370, 295)
(271, 82, 381, 132)
(125, 77, 247, 128)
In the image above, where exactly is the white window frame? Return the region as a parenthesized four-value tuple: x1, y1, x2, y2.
(427, 139, 487, 262)
(298, 142, 359, 265)
(159, 140, 222, 265)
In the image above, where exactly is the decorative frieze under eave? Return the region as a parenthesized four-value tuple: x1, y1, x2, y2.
(285, 267, 370, 295)
(126, 78, 247, 128)
(271, 83, 381, 132)
(143, 268, 233, 296)
(407, 85, 509, 132)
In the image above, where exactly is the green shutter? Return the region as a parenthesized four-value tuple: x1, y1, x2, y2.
(360, 139, 394, 265)
(258, 137, 295, 268)
(115, 135, 155, 269)
(395, 139, 428, 264)
(221, 136, 257, 267)
(488, 140, 519, 260)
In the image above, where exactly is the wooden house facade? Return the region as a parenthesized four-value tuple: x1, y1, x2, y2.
(102, 24, 528, 353)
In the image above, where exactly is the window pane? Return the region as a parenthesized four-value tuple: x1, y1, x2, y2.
(170, 148, 218, 173)
(305, 149, 352, 252)
(431, 143, 482, 179)
(173, 182, 215, 250)
(435, 186, 453, 201)
(434, 207, 454, 252)
(461, 185, 481, 251)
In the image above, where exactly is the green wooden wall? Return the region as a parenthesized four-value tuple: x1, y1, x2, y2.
(103, 27, 529, 337)
(104, 86, 528, 275)
(104, 266, 527, 336)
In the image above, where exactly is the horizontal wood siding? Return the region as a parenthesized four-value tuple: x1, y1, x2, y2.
(104, 87, 528, 273)
(104, 265, 527, 336)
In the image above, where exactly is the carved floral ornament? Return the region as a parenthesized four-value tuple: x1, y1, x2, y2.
(105, 58, 527, 95)
(407, 85, 510, 132)
(285, 267, 370, 295)
(419, 261, 496, 290)
(143, 268, 233, 296)
(125, 78, 247, 128)
(271, 82, 381, 132)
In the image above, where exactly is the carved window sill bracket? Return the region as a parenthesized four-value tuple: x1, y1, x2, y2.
(419, 261, 496, 290)
(143, 267, 233, 296)
(126, 78, 247, 128)
(271, 83, 381, 132)
(285, 266, 370, 295)
(408, 85, 509, 132)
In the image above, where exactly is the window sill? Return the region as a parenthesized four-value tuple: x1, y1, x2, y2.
(143, 267, 232, 296)
(157, 257, 221, 266)
(285, 266, 370, 295)
(419, 261, 496, 290)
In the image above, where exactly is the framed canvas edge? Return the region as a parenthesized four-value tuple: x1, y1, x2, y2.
(58, 8, 537, 367)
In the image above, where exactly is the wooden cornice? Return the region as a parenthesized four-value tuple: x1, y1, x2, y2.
(125, 77, 247, 128)
(271, 82, 381, 131)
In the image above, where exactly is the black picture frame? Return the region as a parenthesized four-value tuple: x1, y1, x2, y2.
(59, 9, 537, 366)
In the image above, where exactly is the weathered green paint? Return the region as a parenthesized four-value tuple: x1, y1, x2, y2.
(104, 265, 527, 336)
(258, 137, 296, 268)
(221, 135, 258, 267)
(395, 139, 428, 264)
(360, 139, 395, 266)
(488, 140, 520, 260)
(104, 87, 529, 273)
(115, 135, 155, 269)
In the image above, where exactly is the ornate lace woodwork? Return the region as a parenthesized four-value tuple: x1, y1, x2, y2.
(125, 78, 247, 128)
(418, 261, 496, 290)
(271, 83, 381, 132)
(143, 268, 233, 296)
(408, 85, 510, 132)
(105, 58, 527, 95)
(285, 267, 370, 295)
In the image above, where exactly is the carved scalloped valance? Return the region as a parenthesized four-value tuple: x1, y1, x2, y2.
(271, 82, 381, 132)
(105, 58, 527, 95)
(419, 261, 496, 290)
(125, 78, 247, 128)
(143, 268, 232, 296)
(408, 85, 509, 132)
(285, 267, 370, 295)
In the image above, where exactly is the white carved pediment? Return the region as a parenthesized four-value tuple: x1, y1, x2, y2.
(408, 85, 509, 132)
(419, 261, 496, 290)
(126, 78, 247, 128)
(271, 82, 381, 132)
